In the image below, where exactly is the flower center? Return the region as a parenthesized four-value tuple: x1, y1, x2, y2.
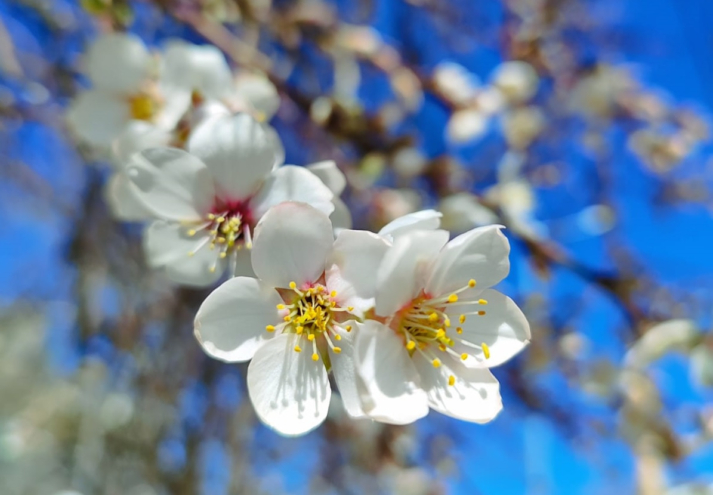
(128, 93, 160, 121)
(186, 202, 254, 272)
(393, 279, 490, 386)
(265, 282, 354, 362)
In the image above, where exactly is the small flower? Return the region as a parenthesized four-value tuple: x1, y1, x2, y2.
(194, 202, 390, 435)
(67, 33, 191, 148)
(353, 226, 530, 425)
(124, 113, 335, 286)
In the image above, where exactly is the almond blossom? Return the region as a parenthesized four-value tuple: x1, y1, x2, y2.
(67, 33, 191, 149)
(194, 202, 390, 435)
(123, 113, 334, 286)
(352, 226, 531, 425)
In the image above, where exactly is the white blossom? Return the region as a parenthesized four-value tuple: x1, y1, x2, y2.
(353, 226, 530, 424)
(194, 202, 390, 435)
(122, 113, 335, 286)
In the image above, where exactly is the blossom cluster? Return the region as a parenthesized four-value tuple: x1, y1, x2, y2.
(68, 33, 530, 436)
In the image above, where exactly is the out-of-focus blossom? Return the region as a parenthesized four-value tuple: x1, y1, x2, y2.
(433, 62, 480, 106)
(438, 193, 499, 232)
(568, 65, 637, 119)
(491, 61, 539, 104)
(446, 109, 489, 143)
(194, 202, 390, 435)
(67, 33, 189, 148)
(501, 106, 546, 150)
(123, 113, 334, 286)
(353, 226, 530, 425)
(624, 319, 699, 369)
(392, 147, 428, 179)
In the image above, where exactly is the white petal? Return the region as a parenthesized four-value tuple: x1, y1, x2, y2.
(378, 209, 443, 241)
(330, 197, 353, 231)
(125, 148, 214, 221)
(67, 90, 129, 147)
(251, 202, 333, 288)
(452, 289, 530, 368)
(263, 124, 285, 170)
(153, 86, 192, 131)
(247, 333, 331, 436)
(414, 353, 502, 423)
(306, 160, 347, 195)
(85, 33, 150, 93)
(104, 172, 153, 221)
(188, 113, 277, 201)
(325, 230, 389, 317)
(249, 166, 335, 219)
(353, 321, 429, 425)
(194, 277, 282, 362)
(234, 71, 281, 120)
(144, 221, 225, 287)
(230, 249, 255, 278)
(112, 120, 172, 165)
(328, 321, 365, 418)
(161, 40, 233, 99)
(426, 225, 510, 296)
(375, 230, 449, 317)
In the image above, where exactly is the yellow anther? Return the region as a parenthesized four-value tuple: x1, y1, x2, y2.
(289, 281, 297, 289)
(456, 327, 463, 334)
(187, 229, 196, 236)
(479, 299, 488, 305)
(265, 325, 275, 332)
(444, 318, 451, 327)
(294, 345, 302, 353)
(482, 343, 491, 359)
(448, 375, 456, 386)
(311, 353, 319, 361)
(333, 347, 342, 354)
(283, 315, 291, 322)
(468, 279, 476, 287)
(347, 306, 354, 312)
(209, 266, 216, 273)
(428, 313, 439, 322)
(460, 353, 468, 361)
(345, 325, 352, 332)
(277, 304, 285, 310)
(330, 290, 337, 297)
(296, 326, 304, 334)
(208, 213, 216, 220)
(436, 329, 446, 338)
(478, 310, 486, 316)
(432, 358, 442, 368)
(438, 344, 446, 352)
(219, 252, 227, 259)
(448, 294, 458, 303)
(407, 341, 416, 351)
(308, 334, 315, 342)
(334, 334, 342, 341)
(459, 315, 466, 324)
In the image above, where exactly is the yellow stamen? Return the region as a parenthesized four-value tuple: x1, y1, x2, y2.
(461, 353, 468, 360)
(294, 345, 302, 353)
(459, 315, 466, 324)
(289, 281, 297, 289)
(265, 325, 275, 332)
(448, 375, 456, 386)
(311, 353, 319, 361)
(468, 279, 476, 287)
(482, 343, 490, 359)
(407, 341, 416, 351)
(432, 358, 441, 368)
(448, 294, 458, 303)
(333, 347, 342, 354)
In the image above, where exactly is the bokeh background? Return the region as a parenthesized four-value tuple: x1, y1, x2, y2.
(2, 0, 713, 494)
